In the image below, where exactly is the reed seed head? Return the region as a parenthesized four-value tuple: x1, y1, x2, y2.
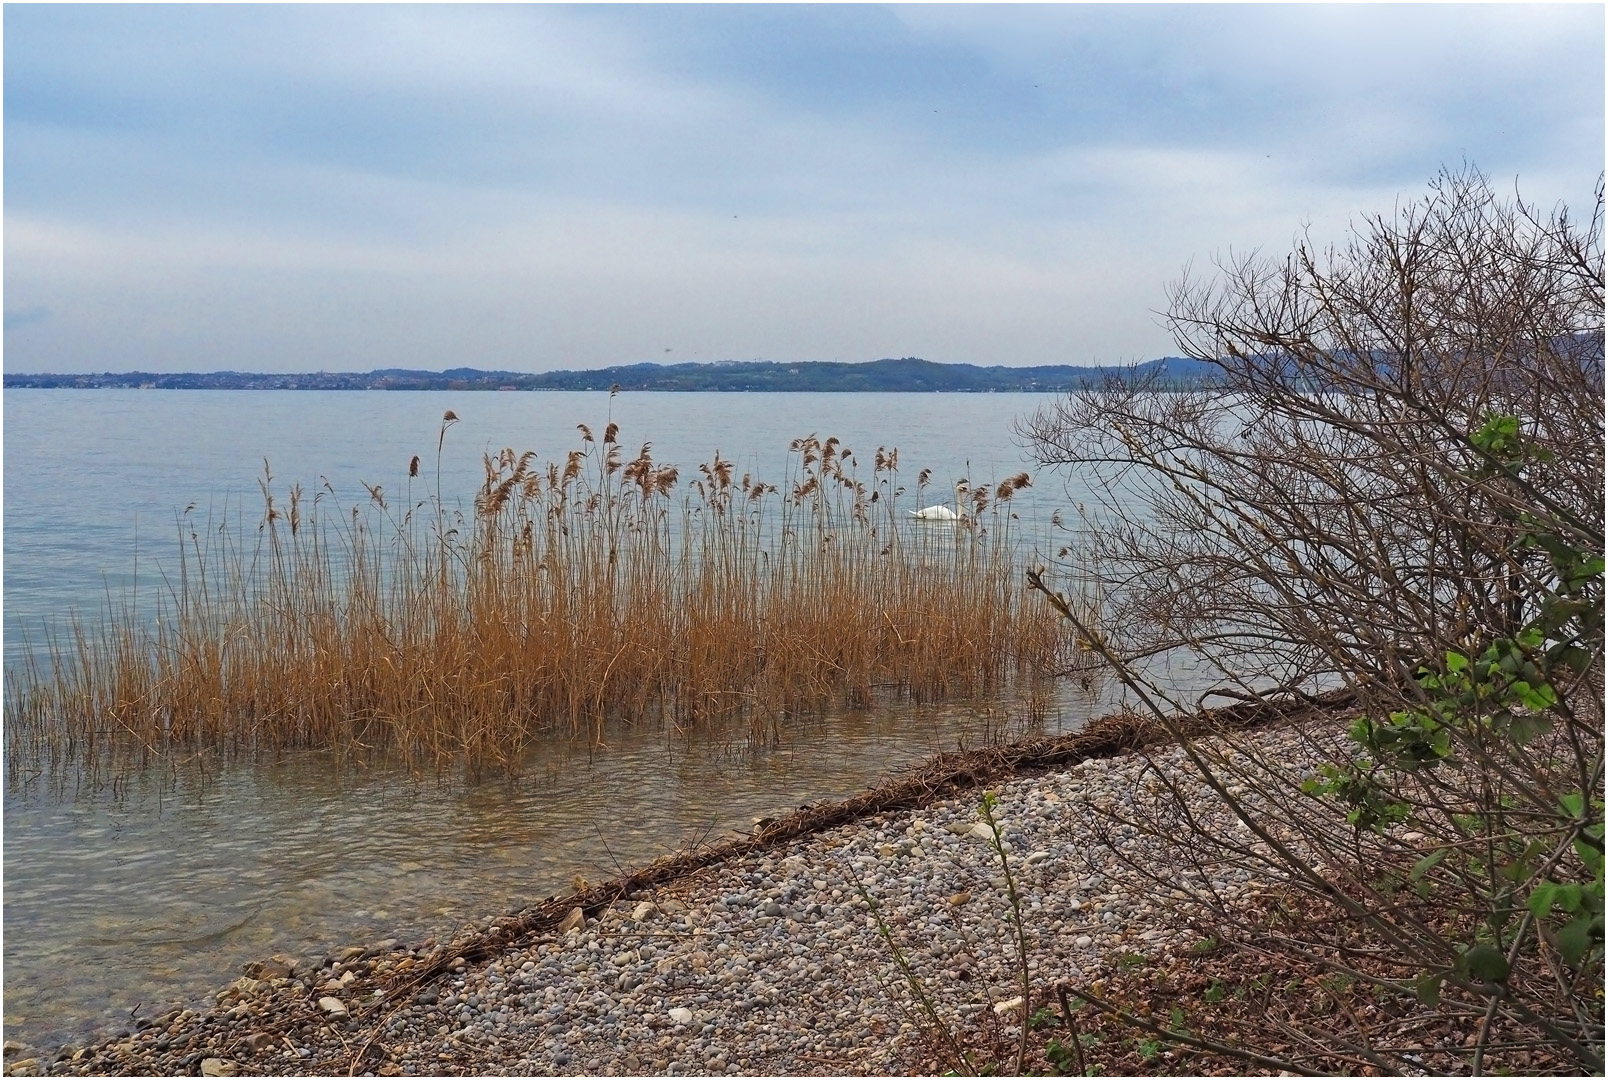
(8, 424, 1079, 773)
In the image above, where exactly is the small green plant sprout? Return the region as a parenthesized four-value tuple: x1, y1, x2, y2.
(1319, 971, 1355, 994)
(1043, 1038, 1076, 1075)
(1407, 847, 1448, 899)
(1202, 978, 1226, 1005)
(1301, 754, 1410, 833)
(977, 789, 1033, 1074)
(1441, 937, 1513, 1006)
(1136, 1037, 1163, 1061)
(850, 873, 976, 1076)
(1415, 940, 1515, 1009)
(1029, 1006, 1059, 1030)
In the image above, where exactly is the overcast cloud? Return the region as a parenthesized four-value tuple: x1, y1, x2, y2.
(4, 3, 1602, 374)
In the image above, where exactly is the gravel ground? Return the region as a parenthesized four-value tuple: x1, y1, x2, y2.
(27, 722, 1336, 1078)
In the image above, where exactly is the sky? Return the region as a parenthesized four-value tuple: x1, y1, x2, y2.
(4, 3, 1603, 375)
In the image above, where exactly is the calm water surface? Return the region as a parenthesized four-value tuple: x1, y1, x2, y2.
(4, 390, 1128, 1052)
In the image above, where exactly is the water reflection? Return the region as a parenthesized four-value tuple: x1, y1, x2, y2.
(3, 681, 1109, 1053)
(2, 389, 1141, 1052)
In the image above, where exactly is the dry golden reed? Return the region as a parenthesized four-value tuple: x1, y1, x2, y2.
(5, 418, 1079, 770)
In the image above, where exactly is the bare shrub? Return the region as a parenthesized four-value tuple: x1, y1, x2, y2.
(1020, 165, 1604, 1073)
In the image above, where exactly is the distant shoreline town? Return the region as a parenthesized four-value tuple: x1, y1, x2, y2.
(3, 355, 1215, 392)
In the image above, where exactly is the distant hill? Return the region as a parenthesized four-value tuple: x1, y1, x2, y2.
(3, 356, 1221, 392)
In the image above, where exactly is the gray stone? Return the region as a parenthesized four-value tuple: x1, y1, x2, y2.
(363, 938, 400, 958)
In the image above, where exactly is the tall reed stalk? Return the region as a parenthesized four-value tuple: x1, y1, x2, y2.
(6, 420, 1080, 772)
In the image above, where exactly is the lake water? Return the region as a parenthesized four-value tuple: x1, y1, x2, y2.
(2, 389, 1131, 1053)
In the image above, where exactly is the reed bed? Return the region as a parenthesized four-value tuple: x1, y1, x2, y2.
(5, 417, 1085, 772)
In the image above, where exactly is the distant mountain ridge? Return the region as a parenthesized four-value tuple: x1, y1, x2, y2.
(4, 356, 1219, 391)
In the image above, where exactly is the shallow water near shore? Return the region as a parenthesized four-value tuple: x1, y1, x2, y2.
(4, 388, 1126, 1053)
(3, 685, 1109, 1053)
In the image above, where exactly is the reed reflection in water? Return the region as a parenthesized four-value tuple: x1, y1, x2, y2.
(3, 389, 1117, 1053)
(2, 685, 1106, 1054)
(6, 422, 1090, 779)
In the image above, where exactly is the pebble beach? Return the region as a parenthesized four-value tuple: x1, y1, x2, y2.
(24, 720, 1336, 1078)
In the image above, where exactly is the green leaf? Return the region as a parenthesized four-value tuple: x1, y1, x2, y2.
(1445, 650, 1470, 674)
(1516, 626, 1548, 650)
(1415, 972, 1445, 1006)
(1552, 644, 1595, 673)
(1555, 916, 1595, 967)
(1529, 883, 1559, 919)
(1409, 849, 1447, 881)
(1461, 944, 1510, 983)
(1497, 840, 1548, 883)
(1472, 413, 1520, 455)
(1506, 710, 1553, 746)
(1511, 680, 1557, 711)
(1574, 838, 1605, 877)
(1554, 884, 1584, 913)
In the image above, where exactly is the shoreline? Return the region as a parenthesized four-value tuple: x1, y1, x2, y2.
(27, 695, 1352, 1078)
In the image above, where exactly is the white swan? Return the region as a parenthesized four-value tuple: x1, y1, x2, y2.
(910, 482, 967, 521)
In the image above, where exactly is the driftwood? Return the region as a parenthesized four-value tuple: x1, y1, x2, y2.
(377, 688, 1356, 1008)
(57, 690, 1358, 1076)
